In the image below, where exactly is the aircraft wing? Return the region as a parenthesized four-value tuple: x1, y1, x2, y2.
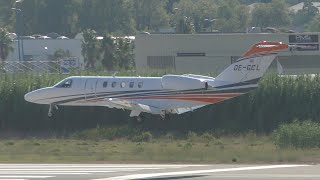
(103, 98, 162, 116)
(103, 98, 203, 116)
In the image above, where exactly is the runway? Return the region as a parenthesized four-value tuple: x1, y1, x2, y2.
(0, 163, 318, 180)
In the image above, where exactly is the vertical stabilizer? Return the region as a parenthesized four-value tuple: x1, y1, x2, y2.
(215, 41, 288, 85)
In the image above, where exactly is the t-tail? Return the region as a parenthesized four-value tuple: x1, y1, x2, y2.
(213, 41, 288, 88)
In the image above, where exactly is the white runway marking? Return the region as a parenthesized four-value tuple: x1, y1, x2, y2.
(0, 176, 51, 178)
(0, 172, 90, 175)
(0, 168, 162, 171)
(0, 164, 200, 179)
(0, 176, 52, 178)
(94, 164, 311, 180)
(207, 174, 320, 178)
(0, 164, 205, 168)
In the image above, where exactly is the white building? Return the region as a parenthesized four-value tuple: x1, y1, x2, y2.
(289, 2, 320, 13)
(7, 39, 84, 70)
(134, 33, 320, 75)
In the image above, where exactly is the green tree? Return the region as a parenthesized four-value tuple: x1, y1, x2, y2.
(0, 28, 14, 63)
(175, 17, 194, 33)
(53, 49, 72, 61)
(79, 0, 135, 35)
(292, 0, 319, 28)
(133, 0, 170, 31)
(251, 0, 290, 28)
(214, 0, 249, 32)
(100, 34, 116, 71)
(306, 15, 320, 31)
(116, 38, 134, 70)
(81, 29, 101, 69)
(303, 0, 319, 16)
(172, 0, 217, 32)
(21, 0, 80, 37)
(0, 0, 15, 30)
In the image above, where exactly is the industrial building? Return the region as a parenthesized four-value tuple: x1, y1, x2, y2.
(134, 33, 320, 75)
(6, 38, 83, 73)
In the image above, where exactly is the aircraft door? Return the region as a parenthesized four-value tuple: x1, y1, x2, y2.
(84, 79, 97, 99)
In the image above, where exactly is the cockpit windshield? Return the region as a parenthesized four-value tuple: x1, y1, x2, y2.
(54, 79, 73, 88)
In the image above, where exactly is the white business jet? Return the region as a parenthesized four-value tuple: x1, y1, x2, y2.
(25, 41, 288, 121)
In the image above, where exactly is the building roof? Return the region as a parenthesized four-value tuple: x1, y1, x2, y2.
(289, 2, 320, 13)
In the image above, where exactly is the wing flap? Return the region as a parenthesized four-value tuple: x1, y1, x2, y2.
(105, 98, 162, 115)
(170, 105, 206, 114)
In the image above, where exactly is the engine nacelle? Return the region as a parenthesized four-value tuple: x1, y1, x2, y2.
(161, 75, 208, 90)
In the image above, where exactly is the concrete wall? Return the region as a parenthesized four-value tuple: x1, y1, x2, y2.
(135, 33, 320, 75)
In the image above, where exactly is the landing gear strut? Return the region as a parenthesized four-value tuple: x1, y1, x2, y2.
(160, 113, 166, 120)
(136, 116, 143, 123)
(160, 112, 171, 121)
(48, 104, 58, 117)
(129, 115, 144, 125)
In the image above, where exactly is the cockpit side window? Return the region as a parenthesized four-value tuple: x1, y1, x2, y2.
(55, 79, 73, 88)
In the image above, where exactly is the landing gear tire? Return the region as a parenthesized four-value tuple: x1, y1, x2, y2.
(129, 116, 144, 125)
(47, 104, 58, 118)
(160, 112, 171, 121)
(136, 116, 143, 123)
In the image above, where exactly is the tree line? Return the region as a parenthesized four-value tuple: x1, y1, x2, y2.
(81, 29, 134, 70)
(1, 0, 320, 71)
(0, 0, 320, 37)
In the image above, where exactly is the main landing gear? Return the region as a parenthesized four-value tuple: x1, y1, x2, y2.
(161, 112, 171, 121)
(48, 104, 58, 117)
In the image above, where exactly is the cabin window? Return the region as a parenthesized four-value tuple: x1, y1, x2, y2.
(55, 79, 73, 88)
(112, 82, 117, 88)
(138, 82, 143, 88)
(120, 82, 126, 88)
(103, 81, 108, 88)
(129, 82, 134, 88)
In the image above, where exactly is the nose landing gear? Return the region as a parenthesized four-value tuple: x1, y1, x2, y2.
(48, 104, 58, 117)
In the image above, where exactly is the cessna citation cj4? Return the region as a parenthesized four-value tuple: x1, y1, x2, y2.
(25, 41, 288, 121)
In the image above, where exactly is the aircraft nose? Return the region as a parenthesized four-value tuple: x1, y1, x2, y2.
(24, 91, 38, 103)
(24, 87, 53, 103)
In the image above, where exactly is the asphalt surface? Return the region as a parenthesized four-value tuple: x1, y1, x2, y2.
(0, 163, 318, 180)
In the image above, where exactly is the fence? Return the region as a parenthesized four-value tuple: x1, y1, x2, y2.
(1, 59, 80, 73)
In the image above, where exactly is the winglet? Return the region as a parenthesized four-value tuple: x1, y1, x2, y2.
(242, 41, 288, 58)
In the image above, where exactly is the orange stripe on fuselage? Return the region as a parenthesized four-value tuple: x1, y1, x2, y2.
(121, 93, 241, 103)
(76, 93, 242, 104)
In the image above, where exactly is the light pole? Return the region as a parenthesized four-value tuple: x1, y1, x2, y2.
(11, 7, 24, 62)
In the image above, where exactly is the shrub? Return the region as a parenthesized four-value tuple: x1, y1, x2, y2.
(201, 132, 215, 143)
(71, 125, 140, 140)
(182, 142, 193, 151)
(273, 120, 320, 148)
(186, 131, 198, 142)
(2, 73, 320, 134)
(130, 132, 153, 142)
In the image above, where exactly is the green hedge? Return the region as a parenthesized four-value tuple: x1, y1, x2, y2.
(273, 120, 320, 148)
(1, 72, 320, 133)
